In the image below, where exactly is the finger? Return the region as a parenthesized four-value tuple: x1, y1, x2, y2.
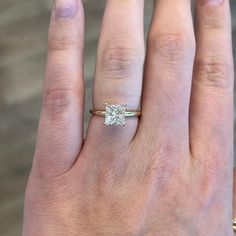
(138, 0, 195, 151)
(32, 0, 85, 178)
(233, 168, 236, 219)
(233, 169, 236, 212)
(190, 0, 234, 164)
(86, 0, 145, 152)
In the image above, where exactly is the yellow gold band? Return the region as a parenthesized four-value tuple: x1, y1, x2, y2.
(90, 110, 142, 117)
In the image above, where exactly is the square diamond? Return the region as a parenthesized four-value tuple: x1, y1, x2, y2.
(104, 104, 126, 126)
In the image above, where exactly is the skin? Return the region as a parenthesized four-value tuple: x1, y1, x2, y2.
(23, 0, 235, 235)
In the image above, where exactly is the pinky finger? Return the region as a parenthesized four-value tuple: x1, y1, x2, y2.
(233, 169, 236, 219)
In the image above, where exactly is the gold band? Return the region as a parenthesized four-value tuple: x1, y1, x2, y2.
(233, 217, 236, 232)
(90, 110, 142, 117)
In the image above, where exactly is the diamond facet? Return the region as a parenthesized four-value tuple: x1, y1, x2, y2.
(104, 104, 126, 126)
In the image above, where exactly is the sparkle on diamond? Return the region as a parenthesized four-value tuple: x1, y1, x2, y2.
(104, 104, 126, 126)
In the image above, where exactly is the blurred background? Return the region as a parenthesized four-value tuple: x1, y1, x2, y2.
(0, 0, 235, 235)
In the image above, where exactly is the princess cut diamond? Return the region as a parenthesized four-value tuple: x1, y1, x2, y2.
(104, 104, 126, 126)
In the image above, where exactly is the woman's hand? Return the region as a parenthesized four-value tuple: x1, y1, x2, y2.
(23, 0, 234, 235)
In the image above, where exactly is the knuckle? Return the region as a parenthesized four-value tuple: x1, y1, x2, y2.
(194, 56, 233, 89)
(202, 13, 225, 31)
(99, 47, 141, 79)
(26, 171, 78, 208)
(192, 150, 230, 211)
(142, 141, 180, 185)
(48, 26, 77, 51)
(195, 162, 222, 209)
(43, 87, 77, 116)
(148, 32, 195, 62)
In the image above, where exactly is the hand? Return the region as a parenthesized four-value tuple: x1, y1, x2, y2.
(23, 0, 234, 235)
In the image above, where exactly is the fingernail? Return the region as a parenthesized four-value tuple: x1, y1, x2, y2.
(200, 0, 223, 6)
(55, 0, 78, 20)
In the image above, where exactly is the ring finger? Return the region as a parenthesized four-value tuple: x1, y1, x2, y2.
(85, 0, 145, 152)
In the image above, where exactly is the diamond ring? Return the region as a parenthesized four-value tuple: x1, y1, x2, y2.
(233, 217, 236, 232)
(90, 103, 141, 126)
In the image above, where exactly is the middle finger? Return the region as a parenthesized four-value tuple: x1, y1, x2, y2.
(139, 0, 195, 153)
